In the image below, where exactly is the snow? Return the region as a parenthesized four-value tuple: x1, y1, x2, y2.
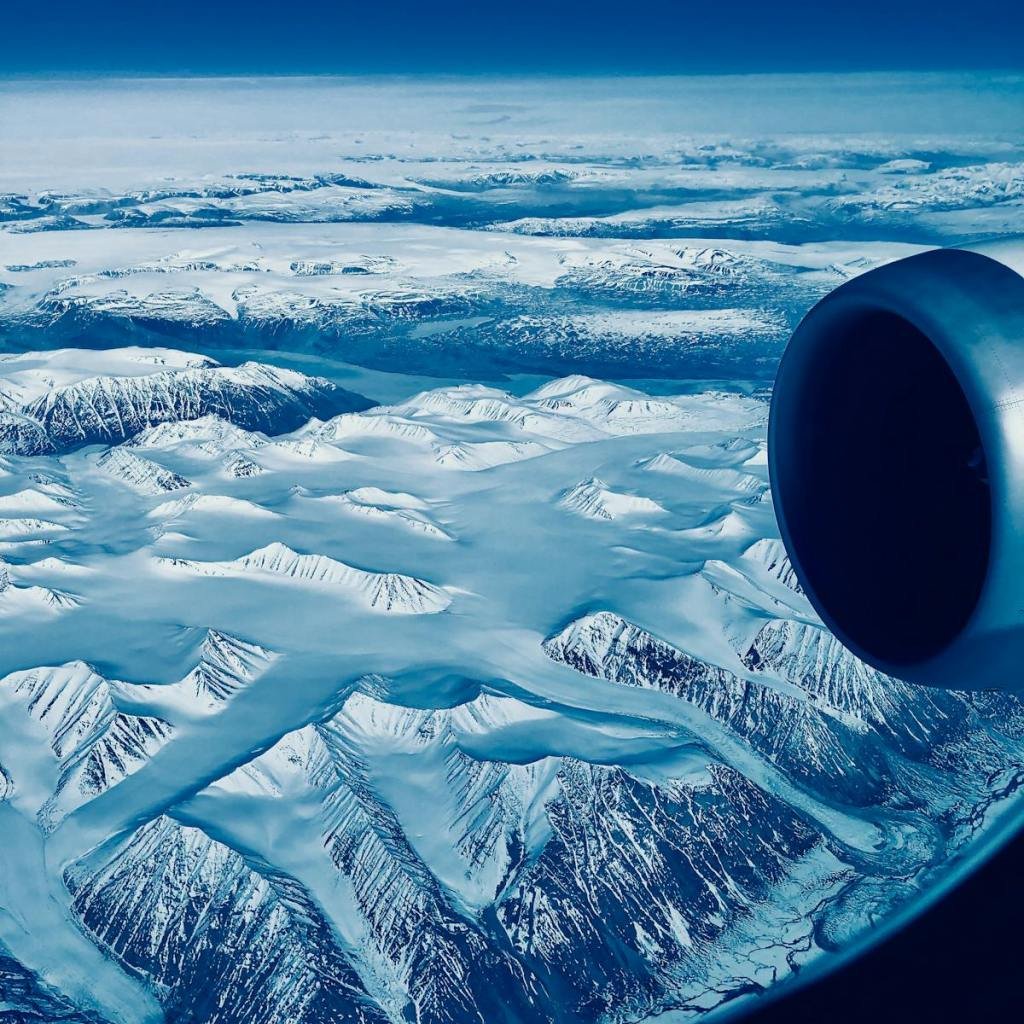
(559, 477, 668, 520)
(0, 341, 1018, 1023)
(149, 493, 277, 521)
(326, 492, 452, 540)
(0, 347, 370, 456)
(97, 449, 192, 494)
(0, 347, 215, 407)
(0, 516, 69, 539)
(0, 488, 77, 513)
(128, 414, 268, 455)
(0, 583, 79, 613)
(113, 629, 278, 721)
(1, 70, 1023, 1024)
(163, 542, 451, 615)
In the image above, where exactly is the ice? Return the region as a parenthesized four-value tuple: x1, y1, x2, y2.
(1, 70, 1023, 1024)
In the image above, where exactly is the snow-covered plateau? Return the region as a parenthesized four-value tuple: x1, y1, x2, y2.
(1, 73, 1023, 1024)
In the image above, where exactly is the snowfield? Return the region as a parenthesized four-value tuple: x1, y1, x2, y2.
(0, 346, 1022, 1024)
(1, 72, 1023, 1024)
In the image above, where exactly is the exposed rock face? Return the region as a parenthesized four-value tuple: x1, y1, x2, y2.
(2, 79, 1024, 1024)
(66, 818, 391, 1024)
(97, 449, 192, 494)
(0, 357, 1022, 1024)
(0, 944, 109, 1024)
(29, 362, 371, 452)
(164, 542, 451, 615)
(0, 661, 173, 831)
(0, 351, 372, 455)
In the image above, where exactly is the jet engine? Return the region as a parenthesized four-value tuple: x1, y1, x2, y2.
(769, 239, 1024, 690)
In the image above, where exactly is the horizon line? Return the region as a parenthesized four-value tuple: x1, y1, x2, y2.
(3, 67, 1023, 83)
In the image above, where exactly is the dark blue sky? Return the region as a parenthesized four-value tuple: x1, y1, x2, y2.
(4, 0, 1024, 75)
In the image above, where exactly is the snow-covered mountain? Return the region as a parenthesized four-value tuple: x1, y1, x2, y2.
(2, 73, 1023, 1024)
(163, 541, 452, 615)
(0, 349, 371, 455)
(6, 132, 1021, 380)
(0, 345, 1022, 1024)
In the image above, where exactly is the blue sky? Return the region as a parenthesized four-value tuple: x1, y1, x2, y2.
(4, 0, 1023, 75)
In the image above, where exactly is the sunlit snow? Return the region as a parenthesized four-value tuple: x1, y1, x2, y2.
(1, 72, 1023, 1024)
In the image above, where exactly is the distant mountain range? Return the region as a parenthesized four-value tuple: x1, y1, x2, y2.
(3, 128, 1022, 381)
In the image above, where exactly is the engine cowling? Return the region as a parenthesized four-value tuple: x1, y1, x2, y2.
(769, 239, 1024, 690)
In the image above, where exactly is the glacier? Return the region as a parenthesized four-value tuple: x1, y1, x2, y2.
(1, 350, 1022, 1024)
(1, 72, 1024, 1024)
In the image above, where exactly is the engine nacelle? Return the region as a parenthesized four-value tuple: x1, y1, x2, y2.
(769, 239, 1024, 691)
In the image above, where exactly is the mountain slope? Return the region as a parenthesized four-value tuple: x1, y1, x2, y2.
(0, 353, 1021, 1024)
